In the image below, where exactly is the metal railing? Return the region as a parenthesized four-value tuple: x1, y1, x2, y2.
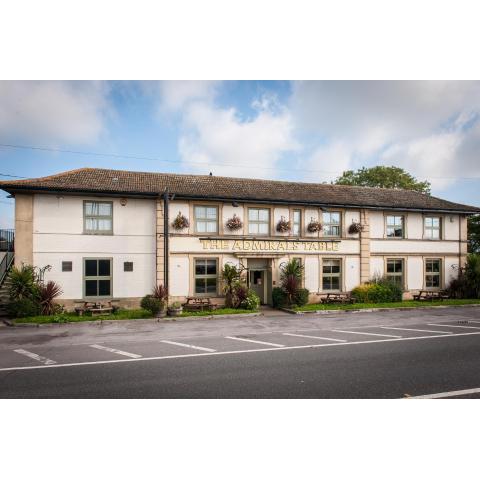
(0, 229, 14, 286)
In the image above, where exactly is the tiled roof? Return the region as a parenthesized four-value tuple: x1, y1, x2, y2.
(1, 167, 479, 213)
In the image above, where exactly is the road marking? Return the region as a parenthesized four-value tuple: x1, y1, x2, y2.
(89, 344, 142, 359)
(283, 333, 347, 342)
(161, 340, 216, 352)
(466, 320, 480, 324)
(428, 323, 480, 330)
(331, 329, 402, 338)
(406, 387, 480, 399)
(2, 331, 480, 373)
(13, 349, 56, 365)
(380, 326, 453, 334)
(225, 336, 285, 347)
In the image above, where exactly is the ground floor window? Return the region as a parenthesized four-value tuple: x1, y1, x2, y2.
(84, 258, 112, 298)
(425, 259, 441, 288)
(386, 258, 404, 287)
(194, 258, 218, 295)
(322, 259, 341, 290)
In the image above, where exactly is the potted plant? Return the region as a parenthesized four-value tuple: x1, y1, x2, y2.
(225, 214, 243, 231)
(276, 216, 291, 233)
(168, 301, 183, 317)
(348, 222, 363, 234)
(152, 284, 168, 317)
(307, 218, 322, 233)
(140, 295, 163, 318)
(171, 211, 189, 230)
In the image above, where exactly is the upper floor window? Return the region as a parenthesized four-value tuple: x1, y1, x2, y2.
(194, 206, 218, 233)
(386, 215, 404, 238)
(248, 208, 270, 235)
(84, 201, 113, 234)
(292, 210, 301, 236)
(323, 211, 341, 237)
(424, 216, 441, 240)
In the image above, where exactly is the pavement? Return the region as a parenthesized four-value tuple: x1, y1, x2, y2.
(1, 306, 480, 398)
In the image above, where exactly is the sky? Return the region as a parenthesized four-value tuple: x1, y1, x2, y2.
(1, 80, 480, 229)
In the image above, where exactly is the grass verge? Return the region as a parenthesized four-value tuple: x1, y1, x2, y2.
(13, 309, 154, 324)
(179, 308, 258, 317)
(292, 299, 480, 312)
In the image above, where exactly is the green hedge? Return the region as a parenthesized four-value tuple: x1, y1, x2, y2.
(352, 278, 403, 303)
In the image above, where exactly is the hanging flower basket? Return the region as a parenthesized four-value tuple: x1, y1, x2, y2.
(171, 211, 189, 230)
(276, 216, 291, 233)
(226, 214, 243, 231)
(307, 218, 322, 233)
(348, 222, 363, 234)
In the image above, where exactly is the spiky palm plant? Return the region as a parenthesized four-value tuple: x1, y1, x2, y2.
(7, 264, 40, 301)
(39, 281, 63, 315)
(221, 263, 242, 307)
(280, 259, 304, 306)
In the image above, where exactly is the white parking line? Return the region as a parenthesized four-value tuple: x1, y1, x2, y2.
(225, 336, 285, 347)
(428, 323, 480, 330)
(380, 326, 453, 334)
(331, 329, 402, 338)
(2, 331, 480, 373)
(161, 340, 216, 353)
(283, 333, 347, 342)
(407, 386, 480, 399)
(89, 344, 142, 359)
(13, 349, 56, 365)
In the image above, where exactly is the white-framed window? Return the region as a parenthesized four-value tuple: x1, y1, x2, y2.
(425, 259, 441, 289)
(386, 215, 404, 238)
(323, 211, 341, 237)
(386, 258, 404, 286)
(424, 217, 441, 240)
(292, 209, 301, 236)
(194, 206, 218, 233)
(322, 259, 341, 290)
(248, 208, 270, 235)
(194, 258, 218, 295)
(84, 258, 112, 298)
(84, 201, 113, 234)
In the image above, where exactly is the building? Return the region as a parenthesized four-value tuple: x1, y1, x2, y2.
(1, 168, 479, 308)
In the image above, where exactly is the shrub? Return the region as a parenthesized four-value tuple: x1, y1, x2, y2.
(280, 259, 304, 305)
(7, 265, 40, 301)
(232, 281, 248, 308)
(447, 254, 480, 298)
(140, 295, 162, 315)
(272, 287, 287, 308)
(352, 277, 403, 303)
(241, 290, 260, 310)
(7, 298, 41, 318)
(294, 288, 310, 306)
(152, 284, 168, 302)
(221, 263, 242, 307)
(39, 281, 63, 315)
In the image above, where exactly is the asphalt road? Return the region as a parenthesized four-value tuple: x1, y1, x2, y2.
(1, 307, 480, 398)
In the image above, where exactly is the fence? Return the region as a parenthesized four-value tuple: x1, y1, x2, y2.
(0, 229, 14, 285)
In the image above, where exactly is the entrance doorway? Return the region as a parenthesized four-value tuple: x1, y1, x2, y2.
(249, 269, 266, 304)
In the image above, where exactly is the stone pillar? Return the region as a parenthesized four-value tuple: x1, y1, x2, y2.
(359, 209, 370, 283)
(14, 194, 34, 267)
(156, 198, 165, 286)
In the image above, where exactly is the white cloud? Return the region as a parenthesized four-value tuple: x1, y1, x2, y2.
(177, 95, 299, 178)
(290, 81, 480, 190)
(0, 81, 110, 145)
(156, 80, 218, 112)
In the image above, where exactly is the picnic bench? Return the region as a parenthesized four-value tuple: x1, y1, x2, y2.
(319, 292, 357, 304)
(413, 290, 450, 301)
(182, 297, 219, 312)
(74, 301, 118, 316)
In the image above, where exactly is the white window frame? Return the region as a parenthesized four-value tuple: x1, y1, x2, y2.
(194, 205, 218, 234)
(83, 201, 113, 235)
(248, 208, 270, 236)
(386, 215, 404, 238)
(292, 209, 301, 236)
(322, 211, 341, 237)
(424, 216, 441, 240)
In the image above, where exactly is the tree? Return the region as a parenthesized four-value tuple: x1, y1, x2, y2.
(468, 215, 480, 253)
(334, 166, 431, 194)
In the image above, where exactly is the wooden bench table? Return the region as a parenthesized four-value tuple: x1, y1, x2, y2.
(183, 297, 219, 312)
(320, 293, 356, 304)
(74, 302, 115, 316)
(413, 290, 450, 301)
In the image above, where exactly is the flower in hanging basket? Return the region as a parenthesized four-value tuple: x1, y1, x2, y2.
(307, 218, 322, 233)
(226, 214, 243, 231)
(348, 222, 363, 234)
(171, 211, 189, 230)
(276, 216, 291, 233)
